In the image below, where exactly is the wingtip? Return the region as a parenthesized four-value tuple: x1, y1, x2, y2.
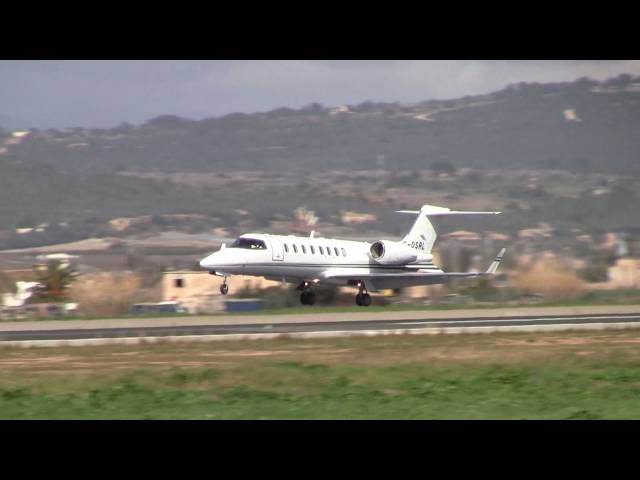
(485, 248, 507, 274)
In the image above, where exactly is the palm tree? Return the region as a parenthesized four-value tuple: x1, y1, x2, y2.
(33, 260, 78, 302)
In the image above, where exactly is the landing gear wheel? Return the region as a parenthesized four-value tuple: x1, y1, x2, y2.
(361, 293, 372, 306)
(355, 292, 371, 306)
(307, 291, 316, 306)
(300, 290, 316, 306)
(220, 284, 229, 295)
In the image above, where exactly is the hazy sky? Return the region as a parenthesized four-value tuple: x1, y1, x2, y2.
(1, 60, 639, 129)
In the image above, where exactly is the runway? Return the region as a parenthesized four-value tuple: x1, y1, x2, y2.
(2, 311, 640, 344)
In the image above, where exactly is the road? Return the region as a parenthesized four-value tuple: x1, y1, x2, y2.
(2, 310, 640, 343)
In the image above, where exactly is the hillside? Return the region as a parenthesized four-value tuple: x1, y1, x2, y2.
(2, 74, 640, 175)
(0, 160, 376, 248)
(0, 74, 639, 252)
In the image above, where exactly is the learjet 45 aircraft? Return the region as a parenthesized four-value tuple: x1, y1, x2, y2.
(199, 204, 506, 306)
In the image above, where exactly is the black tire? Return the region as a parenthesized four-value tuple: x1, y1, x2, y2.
(306, 291, 316, 306)
(355, 293, 363, 306)
(220, 284, 228, 295)
(300, 291, 309, 305)
(361, 293, 372, 306)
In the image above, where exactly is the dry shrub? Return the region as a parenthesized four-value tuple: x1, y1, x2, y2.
(510, 263, 586, 299)
(69, 272, 144, 316)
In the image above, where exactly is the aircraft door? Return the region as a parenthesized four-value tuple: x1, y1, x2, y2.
(270, 237, 284, 261)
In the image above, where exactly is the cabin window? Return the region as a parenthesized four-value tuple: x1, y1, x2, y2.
(326, 246, 331, 256)
(310, 246, 315, 254)
(341, 248, 346, 257)
(229, 238, 267, 250)
(319, 246, 324, 255)
(334, 247, 340, 256)
(175, 278, 184, 288)
(293, 244, 298, 253)
(301, 245, 306, 254)
(284, 243, 289, 253)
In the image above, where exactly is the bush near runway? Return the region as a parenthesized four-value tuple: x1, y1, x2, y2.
(2, 331, 640, 419)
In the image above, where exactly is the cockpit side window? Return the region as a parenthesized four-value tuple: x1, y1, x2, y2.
(229, 238, 267, 250)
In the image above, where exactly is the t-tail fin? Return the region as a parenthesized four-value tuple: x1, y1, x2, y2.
(397, 204, 501, 253)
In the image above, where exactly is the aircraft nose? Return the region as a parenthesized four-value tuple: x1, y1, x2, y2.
(199, 252, 220, 270)
(199, 251, 246, 270)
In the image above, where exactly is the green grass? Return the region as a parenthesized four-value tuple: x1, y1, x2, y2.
(2, 331, 640, 419)
(1, 361, 638, 419)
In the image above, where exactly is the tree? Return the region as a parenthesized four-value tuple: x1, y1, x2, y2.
(32, 260, 78, 302)
(430, 161, 457, 176)
(300, 103, 325, 114)
(577, 264, 608, 283)
(605, 74, 633, 88)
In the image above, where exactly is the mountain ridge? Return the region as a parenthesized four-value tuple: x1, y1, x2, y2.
(2, 74, 640, 174)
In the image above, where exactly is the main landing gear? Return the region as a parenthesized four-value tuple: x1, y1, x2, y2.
(220, 277, 229, 295)
(297, 281, 316, 306)
(355, 281, 372, 307)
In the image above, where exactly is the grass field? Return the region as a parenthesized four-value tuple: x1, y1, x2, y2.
(2, 330, 640, 419)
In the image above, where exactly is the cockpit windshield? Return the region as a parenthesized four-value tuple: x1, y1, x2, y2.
(229, 238, 267, 250)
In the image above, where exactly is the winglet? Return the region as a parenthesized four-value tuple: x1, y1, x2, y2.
(485, 248, 506, 274)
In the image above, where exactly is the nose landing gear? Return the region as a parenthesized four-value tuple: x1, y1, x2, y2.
(220, 277, 229, 295)
(355, 281, 372, 307)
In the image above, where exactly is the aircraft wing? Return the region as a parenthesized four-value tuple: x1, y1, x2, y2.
(321, 248, 506, 281)
(322, 270, 442, 280)
(322, 271, 480, 281)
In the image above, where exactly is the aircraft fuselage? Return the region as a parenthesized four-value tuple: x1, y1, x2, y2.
(199, 233, 441, 291)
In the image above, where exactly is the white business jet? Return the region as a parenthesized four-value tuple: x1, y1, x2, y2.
(199, 204, 506, 306)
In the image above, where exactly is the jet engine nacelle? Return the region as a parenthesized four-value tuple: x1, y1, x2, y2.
(370, 240, 418, 265)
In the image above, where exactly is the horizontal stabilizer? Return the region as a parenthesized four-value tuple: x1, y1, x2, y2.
(396, 204, 501, 216)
